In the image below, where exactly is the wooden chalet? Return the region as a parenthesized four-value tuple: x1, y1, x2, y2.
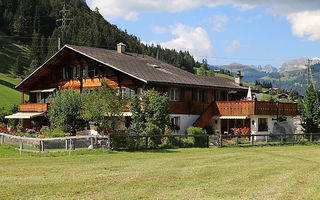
(7, 43, 298, 137)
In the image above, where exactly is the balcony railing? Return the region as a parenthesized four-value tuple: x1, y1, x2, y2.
(215, 101, 298, 116)
(194, 101, 298, 128)
(20, 103, 49, 112)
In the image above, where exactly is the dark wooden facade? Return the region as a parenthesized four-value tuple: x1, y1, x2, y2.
(16, 46, 298, 131)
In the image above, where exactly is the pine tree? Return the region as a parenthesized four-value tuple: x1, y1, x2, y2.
(11, 56, 24, 77)
(301, 85, 320, 133)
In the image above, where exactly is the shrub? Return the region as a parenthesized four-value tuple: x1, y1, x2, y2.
(144, 123, 162, 148)
(43, 128, 70, 138)
(187, 126, 207, 147)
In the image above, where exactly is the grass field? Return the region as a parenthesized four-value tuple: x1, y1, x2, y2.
(0, 73, 23, 107)
(1, 144, 320, 199)
(0, 34, 30, 107)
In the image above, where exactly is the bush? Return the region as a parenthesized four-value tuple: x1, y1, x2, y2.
(187, 126, 207, 147)
(144, 123, 162, 148)
(43, 128, 70, 138)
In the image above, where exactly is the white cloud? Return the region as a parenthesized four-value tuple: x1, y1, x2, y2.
(224, 40, 243, 52)
(152, 26, 168, 34)
(88, 0, 320, 41)
(212, 15, 229, 32)
(287, 10, 320, 41)
(160, 24, 213, 59)
(89, 0, 220, 21)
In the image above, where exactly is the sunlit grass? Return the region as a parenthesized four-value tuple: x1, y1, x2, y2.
(1, 143, 320, 199)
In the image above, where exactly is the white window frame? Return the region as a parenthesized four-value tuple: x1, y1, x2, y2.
(169, 88, 180, 101)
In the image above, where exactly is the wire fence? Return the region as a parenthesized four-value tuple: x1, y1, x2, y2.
(215, 133, 320, 147)
(1, 132, 320, 153)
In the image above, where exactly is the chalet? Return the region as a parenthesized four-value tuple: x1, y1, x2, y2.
(6, 43, 298, 137)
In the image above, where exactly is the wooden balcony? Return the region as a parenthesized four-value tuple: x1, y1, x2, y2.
(194, 101, 298, 128)
(215, 101, 298, 116)
(20, 103, 49, 112)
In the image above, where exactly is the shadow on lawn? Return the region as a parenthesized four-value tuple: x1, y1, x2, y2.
(223, 141, 320, 149)
(0, 79, 16, 89)
(115, 148, 181, 154)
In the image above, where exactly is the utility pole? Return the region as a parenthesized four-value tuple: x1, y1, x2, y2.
(306, 59, 310, 86)
(56, 3, 72, 49)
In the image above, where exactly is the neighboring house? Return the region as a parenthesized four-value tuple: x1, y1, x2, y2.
(277, 93, 289, 101)
(6, 44, 298, 137)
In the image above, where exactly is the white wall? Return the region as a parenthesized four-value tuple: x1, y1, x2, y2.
(170, 114, 199, 135)
(250, 115, 294, 141)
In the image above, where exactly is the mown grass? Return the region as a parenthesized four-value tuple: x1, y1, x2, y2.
(1, 143, 320, 199)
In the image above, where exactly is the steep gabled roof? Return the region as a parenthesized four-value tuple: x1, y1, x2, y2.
(16, 44, 248, 90)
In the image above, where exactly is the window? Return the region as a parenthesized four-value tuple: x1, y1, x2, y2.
(72, 66, 80, 78)
(171, 117, 180, 131)
(169, 88, 181, 101)
(215, 90, 221, 101)
(258, 118, 268, 132)
(63, 66, 71, 79)
(122, 88, 135, 99)
(137, 88, 143, 95)
(192, 89, 207, 103)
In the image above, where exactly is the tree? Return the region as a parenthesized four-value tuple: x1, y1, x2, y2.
(11, 56, 24, 77)
(142, 90, 171, 134)
(288, 89, 299, 102)
(48, 89, 85, 135)
(301, 85, 320, 134)
(130, 95, 144, 135)
(81, 80, 124, 136)
(130, 90, 170, 135)
(198, 59, 208, 76)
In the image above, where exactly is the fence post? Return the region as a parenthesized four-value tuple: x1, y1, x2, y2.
(265, 135, 268, 143)
(0, 135, 4, 145)
(310, 133, 313, 142)
(206, 135, 210, 148)
(250, 135, 254, 145)
(145, 136, 148, 149)
(235, 136, 239, 145)
(90, 137, 94, 149)
(19, 139, 23, 155)
(69, 139, 72, 156)
(41, 140, 45, 152)
(107, 134, 111, 150)
(218, 133, 222, 148)
(65, 139, 68, 151)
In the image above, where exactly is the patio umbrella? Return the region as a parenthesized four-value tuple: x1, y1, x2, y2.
(247, 86, 252, 100)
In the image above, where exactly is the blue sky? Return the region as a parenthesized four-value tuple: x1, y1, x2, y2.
(87, 0, 320, 68)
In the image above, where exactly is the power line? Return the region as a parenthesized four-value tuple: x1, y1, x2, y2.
(56, 3, 72, 49)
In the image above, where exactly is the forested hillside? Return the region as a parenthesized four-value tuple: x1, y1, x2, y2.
(0, 0, 199, 78)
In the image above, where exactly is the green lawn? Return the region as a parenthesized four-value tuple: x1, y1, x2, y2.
(1, 144, 320, 199)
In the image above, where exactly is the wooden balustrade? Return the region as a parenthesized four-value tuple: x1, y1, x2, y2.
(216, 101, 297, 116)
(20, 103, 49, 112)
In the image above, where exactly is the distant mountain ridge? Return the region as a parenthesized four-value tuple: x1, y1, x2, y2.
(279, 57, 320, 72)
(210, 63, 277, 81)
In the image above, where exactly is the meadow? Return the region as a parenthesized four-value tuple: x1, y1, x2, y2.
(1, 144, 320, 199)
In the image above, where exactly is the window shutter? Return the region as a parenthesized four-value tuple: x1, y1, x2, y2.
(163, 87, 168, 96)
(181, 88, 185, 102)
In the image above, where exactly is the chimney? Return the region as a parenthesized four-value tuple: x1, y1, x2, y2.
(235, 70, 243, 86)
(117, 42, 126, 53)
